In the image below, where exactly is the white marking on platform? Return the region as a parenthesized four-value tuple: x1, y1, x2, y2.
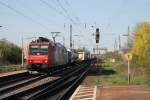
(69, 85, 97, 100)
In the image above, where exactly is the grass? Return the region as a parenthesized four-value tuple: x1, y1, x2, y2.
(88, 61, 150, 86)
(98, 64, 128, 85)
(0, 65, 27, 74)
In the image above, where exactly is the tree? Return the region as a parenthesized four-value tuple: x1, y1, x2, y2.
(132, 22, 150, 59)
(0, 39, 21, 65)
(131, 22, 150, 76)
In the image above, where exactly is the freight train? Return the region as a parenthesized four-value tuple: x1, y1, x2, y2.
(26, 37, 78, 72)
(77, 49, 90, 61)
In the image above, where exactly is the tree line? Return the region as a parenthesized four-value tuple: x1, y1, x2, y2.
(131, 22, 150, 77)
(0, 39, 21, 65)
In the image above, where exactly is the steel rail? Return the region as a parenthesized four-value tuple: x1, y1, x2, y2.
(0, 61, 92, 100)
(26, 66, 85, 100)
(56, 60, 95, 100)
(0, 73, 40, 88)
(27, 62, 90, 100)
(0, 74, 47, 95)
(0, 76, 58, 100)
(0, 63, 81, 99)
(56, 67, 90, 100)
(0, 72, 29, 86)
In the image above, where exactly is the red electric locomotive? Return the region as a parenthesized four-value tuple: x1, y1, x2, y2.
(27, 37, 68, 72)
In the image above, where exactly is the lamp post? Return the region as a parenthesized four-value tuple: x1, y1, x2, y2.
(21, 36, 37, 66)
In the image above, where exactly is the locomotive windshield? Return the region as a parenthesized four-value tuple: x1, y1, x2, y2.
(29, 45, 48, 54)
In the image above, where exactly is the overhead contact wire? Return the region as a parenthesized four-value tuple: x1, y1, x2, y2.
(0, 1, 49, 31)
(39, 0, 75, 24)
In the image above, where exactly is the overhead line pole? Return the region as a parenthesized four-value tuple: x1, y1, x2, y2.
(21, 36, 37, 66)
(114, 39, 117, 51)
(118, 35, 121, 51)
(70, 24, 73, 63)
(70, 24, 72, 51)
(21, 37, 24, 66)
(63, 36, 65, 46)
(122, 26, 130, 51)
(127, 26, 130, 48)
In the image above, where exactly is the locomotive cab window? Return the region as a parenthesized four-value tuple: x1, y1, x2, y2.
(40, 45, 48, 53)
(29, 45, 48, 54)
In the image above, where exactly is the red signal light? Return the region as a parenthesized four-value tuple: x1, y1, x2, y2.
(95, 28, 100, 43)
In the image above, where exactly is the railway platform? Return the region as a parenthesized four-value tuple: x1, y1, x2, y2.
(70, 85, 150, 100)
(0, 70, 27, 78)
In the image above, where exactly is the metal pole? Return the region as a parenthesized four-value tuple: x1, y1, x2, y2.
(114, 39, 117, 51)
(119, 35, 121, 50)
(70, 24, 72, 51)
(96, 45, 99, 67)
(97, 45, 98, 59)
(53, 37, 55, 44)
(126, 26, 130, 50)
(127, 26, 130, 46)
(97, 44, 99, 59)
(128, 61, 130, 84)
(63, 36, 65, 46)
(72, 40, 74, 49)
(21, 37, 24, 66)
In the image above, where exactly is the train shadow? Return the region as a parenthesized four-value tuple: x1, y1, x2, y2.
(87, 66, 116, 76)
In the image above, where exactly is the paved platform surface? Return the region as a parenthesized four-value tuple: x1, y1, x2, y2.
(0, 70, 27, 78)
(97, 85, 150, 100)
(71, 85, 150, 100)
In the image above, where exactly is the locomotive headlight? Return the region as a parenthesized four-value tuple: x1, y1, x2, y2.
(29, 60, 32, 63)
(44, 60, 48, 63)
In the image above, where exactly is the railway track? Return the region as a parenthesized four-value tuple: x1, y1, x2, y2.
(0, 62, 76, 87)
(25, 61, 92, 100)
(0, 74, 48, 95)
(0, 60, 94, 100)
(56, 61, 92, 100)
(0, 72, 29, 87)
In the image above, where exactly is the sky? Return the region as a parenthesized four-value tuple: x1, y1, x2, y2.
(0, 0, 150, 52)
